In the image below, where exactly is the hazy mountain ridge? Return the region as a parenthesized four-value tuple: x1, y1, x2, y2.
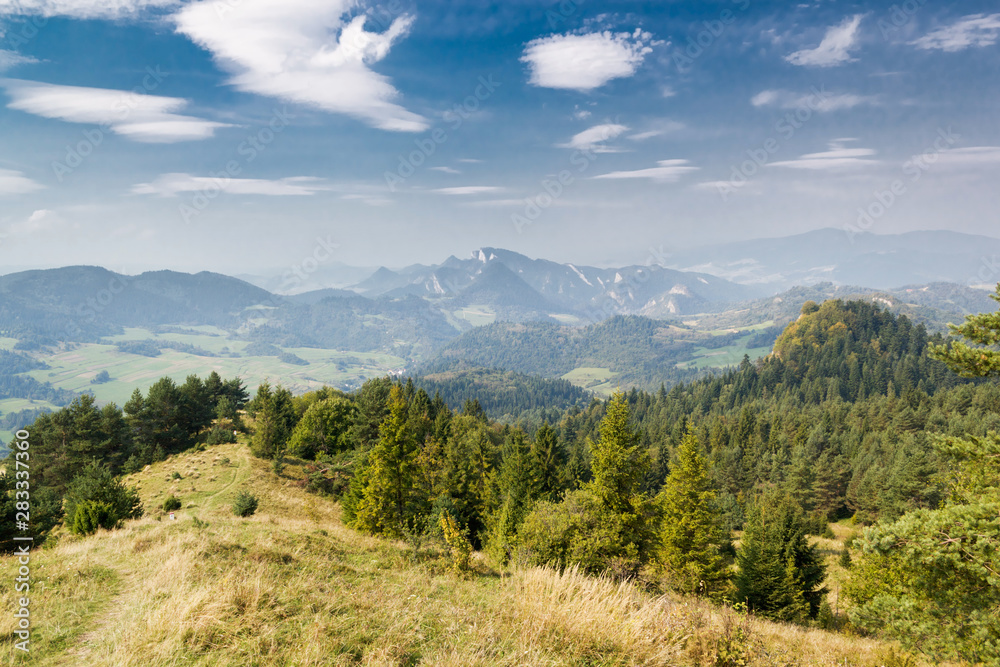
(674, 228, 1000, 291)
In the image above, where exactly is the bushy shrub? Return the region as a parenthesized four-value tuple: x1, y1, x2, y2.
(232, 490, 258, 517)
(72, 500, 116, 535)
(205, 426, 236, 445)
(64, 461, 144, 535)
(161, 495, 182, 512)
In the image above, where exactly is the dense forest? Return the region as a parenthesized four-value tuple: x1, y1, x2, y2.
(3, 292, 999, 662)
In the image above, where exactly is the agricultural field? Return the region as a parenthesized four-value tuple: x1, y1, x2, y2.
(0, 328, 406, 445)
(561, 367, 617, 395)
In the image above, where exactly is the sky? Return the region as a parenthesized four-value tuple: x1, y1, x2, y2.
(0, 0, 999, 275)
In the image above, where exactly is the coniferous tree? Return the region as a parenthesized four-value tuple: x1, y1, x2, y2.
(735, 490, 827, 621)
(353, 386, 421, 537)
(657, 427, 730, 599)
(530, 422, 565, 501)
(249, 381, 296, 459)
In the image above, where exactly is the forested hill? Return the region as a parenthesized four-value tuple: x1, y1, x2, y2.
(550, 299, 988, 529)
(413, 367, 591, 422)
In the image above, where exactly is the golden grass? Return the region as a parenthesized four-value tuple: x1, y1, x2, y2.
(1, 441, 929, 666)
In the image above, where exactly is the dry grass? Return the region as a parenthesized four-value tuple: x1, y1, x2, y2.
(1, 441, 930, 666)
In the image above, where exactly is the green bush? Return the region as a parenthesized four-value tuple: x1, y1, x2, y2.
(64, 461, 144, 535)
(231, 491, 259, 517)
(72, 500, 116, 535)
(206, 426, 236, 445)
(161, 495, 182, 512)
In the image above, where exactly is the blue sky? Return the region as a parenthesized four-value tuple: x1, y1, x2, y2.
(0, 0, 998, 274)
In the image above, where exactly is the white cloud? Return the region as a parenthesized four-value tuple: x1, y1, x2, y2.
(593, 159, 699, 182)
(1, 79, 229, 142)
(430, 166, 461, 174)
(522, 30, 655, 92)
(132, 173, 329, 196)
(770, 141, 878, 170)
(0, 168, 43, 195)
(431, 186, 505, 196)
(0, 0, 179, 19)
(458, 158, 483, 164)
(785, 15, 864, 67)
(573, 109, 592, 120)
(627, 120, 683, 142)
(929, 146, 1000, 167)
(559, 123, 629, 152)
(911, 14, 1000, 52)
(462, 198, 529, 207)
(6, 208, 59, 236)
(0, 50, 38, 72)
(751, 89, 873, 112)
(174, 0, 427, 132)
(341, 193, 392, 206)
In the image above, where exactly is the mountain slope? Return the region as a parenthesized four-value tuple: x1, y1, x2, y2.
(0, 439, 897, 665)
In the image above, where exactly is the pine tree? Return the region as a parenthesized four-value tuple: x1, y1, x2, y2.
(530, 422, 564, 501)
(734, 490, 827, 621)
(485, 429, 536, 565)
(353, 386, 420, 537)
(656, 427, 730, 599)
(249, 381, 296, 459)
(589, 392, 648, 515)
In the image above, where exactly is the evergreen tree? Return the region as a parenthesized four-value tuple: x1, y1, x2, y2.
(530, 422, 565, 501)
(484, 429, 537, 565)
(589, 392, 648, 515)
(352, 386, 421, 537)
(249, 381, 296, 459)
(847, 286, 1000, 662)
(656, 427, 730, 599)
(734, 490, 827, 621)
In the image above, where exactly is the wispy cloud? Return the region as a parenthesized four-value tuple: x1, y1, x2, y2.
(0, 50, 38, 72)
(0, 0, 179, 19)
(929, 146, 1000, 167)
(174, 0, 427, 132)
(751, 89, 873, 112)
(431, 186, 505, 196)
(132, 174, 329, 196)
(559, 123, 629, 152)
(593, 159, 698, 182)
(785, 15, 864, 67)
(1, 79, 229, 142)
(430, 166, 462, 174)
(911, 13, 1000, 52)
(0, 168, 44, 195)
(770, 141, 877, 170)
(521, 30, 655, 92)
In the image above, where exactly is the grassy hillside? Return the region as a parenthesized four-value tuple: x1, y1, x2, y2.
(1, 439, 921, 666)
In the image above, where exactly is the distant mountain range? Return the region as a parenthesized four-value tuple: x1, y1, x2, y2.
(1, 231, 997, 366)
(343, 246, 760, 321)
(671, 228, 1000, 292)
